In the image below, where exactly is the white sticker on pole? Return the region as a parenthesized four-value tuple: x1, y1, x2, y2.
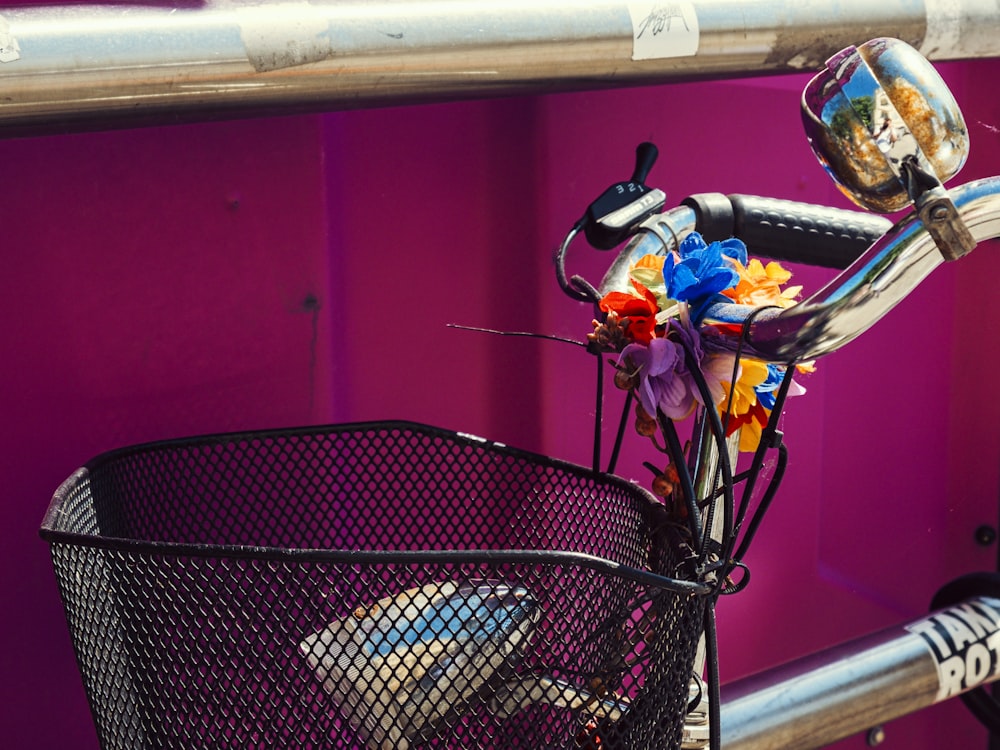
(237, 3, 332, 73)
(906, 599, 1000, 702)
(628, 2, 699, 61)
(0, 15, 20, 63)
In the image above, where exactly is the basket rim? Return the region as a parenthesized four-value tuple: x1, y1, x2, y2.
(38, 420, 712, 598)
(79, 418, 637, 481)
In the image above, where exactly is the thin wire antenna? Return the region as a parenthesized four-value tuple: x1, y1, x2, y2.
(447, 323, 587, 347)
(449, 322, 604, 473)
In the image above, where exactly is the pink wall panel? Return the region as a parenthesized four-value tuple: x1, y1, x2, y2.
(1, 116, 335, 749)
(3, 36, 1000, 750)
(321, 98, 549, 447)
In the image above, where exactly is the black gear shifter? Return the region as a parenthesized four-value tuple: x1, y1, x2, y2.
(582, 142, 666, 250)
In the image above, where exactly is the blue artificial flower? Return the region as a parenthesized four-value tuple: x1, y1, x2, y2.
(755, 363, 808, 410)
(754, 364, 785, 410)
(662, 232, 748, 321)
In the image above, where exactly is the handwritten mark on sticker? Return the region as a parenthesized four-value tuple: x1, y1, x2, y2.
(628, 2, 699, 61)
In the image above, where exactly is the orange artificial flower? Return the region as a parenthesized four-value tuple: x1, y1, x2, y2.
(723, 258, 802, 308)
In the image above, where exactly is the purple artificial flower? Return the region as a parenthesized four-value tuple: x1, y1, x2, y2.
(620, 336, 697, 420)
(619, 315, 721, 421)
(669, 315, 737, 407)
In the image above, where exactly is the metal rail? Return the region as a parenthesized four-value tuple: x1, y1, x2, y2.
(1, 0, 1000, 136)
(720, 594, 1000, 749)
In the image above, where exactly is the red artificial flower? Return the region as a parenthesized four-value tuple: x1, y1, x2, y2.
(599, 281, 659, 344)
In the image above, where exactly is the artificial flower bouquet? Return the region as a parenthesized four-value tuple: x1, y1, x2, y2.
(587, 231, 810, 498)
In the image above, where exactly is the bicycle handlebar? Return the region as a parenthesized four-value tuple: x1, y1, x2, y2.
(681, 193, 892, 270)
(596, 176, 1000, 364)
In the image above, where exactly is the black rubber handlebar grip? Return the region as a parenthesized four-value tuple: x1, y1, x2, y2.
(682, 193, 893, 270)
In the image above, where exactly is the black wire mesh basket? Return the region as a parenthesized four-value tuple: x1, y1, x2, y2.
(40, 421, 708, 749)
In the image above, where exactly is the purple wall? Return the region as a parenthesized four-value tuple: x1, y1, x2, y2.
(3, 37, 1000, 750)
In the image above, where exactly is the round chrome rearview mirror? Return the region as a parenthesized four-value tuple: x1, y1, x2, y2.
(801, 37, 969, 213)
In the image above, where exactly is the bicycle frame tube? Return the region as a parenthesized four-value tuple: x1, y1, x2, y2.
(1, 1, 1000, 136)
(719, 595, 1000, 749)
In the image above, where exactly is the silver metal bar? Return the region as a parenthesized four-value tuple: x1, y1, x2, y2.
(691, 417, 740, 515)
(688, 423, 740, 680)
(720, 595, 1000, 749)
(1, 0, 999, 136)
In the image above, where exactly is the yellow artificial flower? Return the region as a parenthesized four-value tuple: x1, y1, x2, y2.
(717, 358, 772, 452)
(628, 254, 672, 311)
(733, 410, 767, 452)
(718, 358, 769, 417)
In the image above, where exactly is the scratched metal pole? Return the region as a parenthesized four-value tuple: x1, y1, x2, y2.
(0, 0, 999, 136)
(719, 595, 1000, 749)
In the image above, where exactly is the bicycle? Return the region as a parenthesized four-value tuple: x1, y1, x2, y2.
(39, 37, 1000, 750)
